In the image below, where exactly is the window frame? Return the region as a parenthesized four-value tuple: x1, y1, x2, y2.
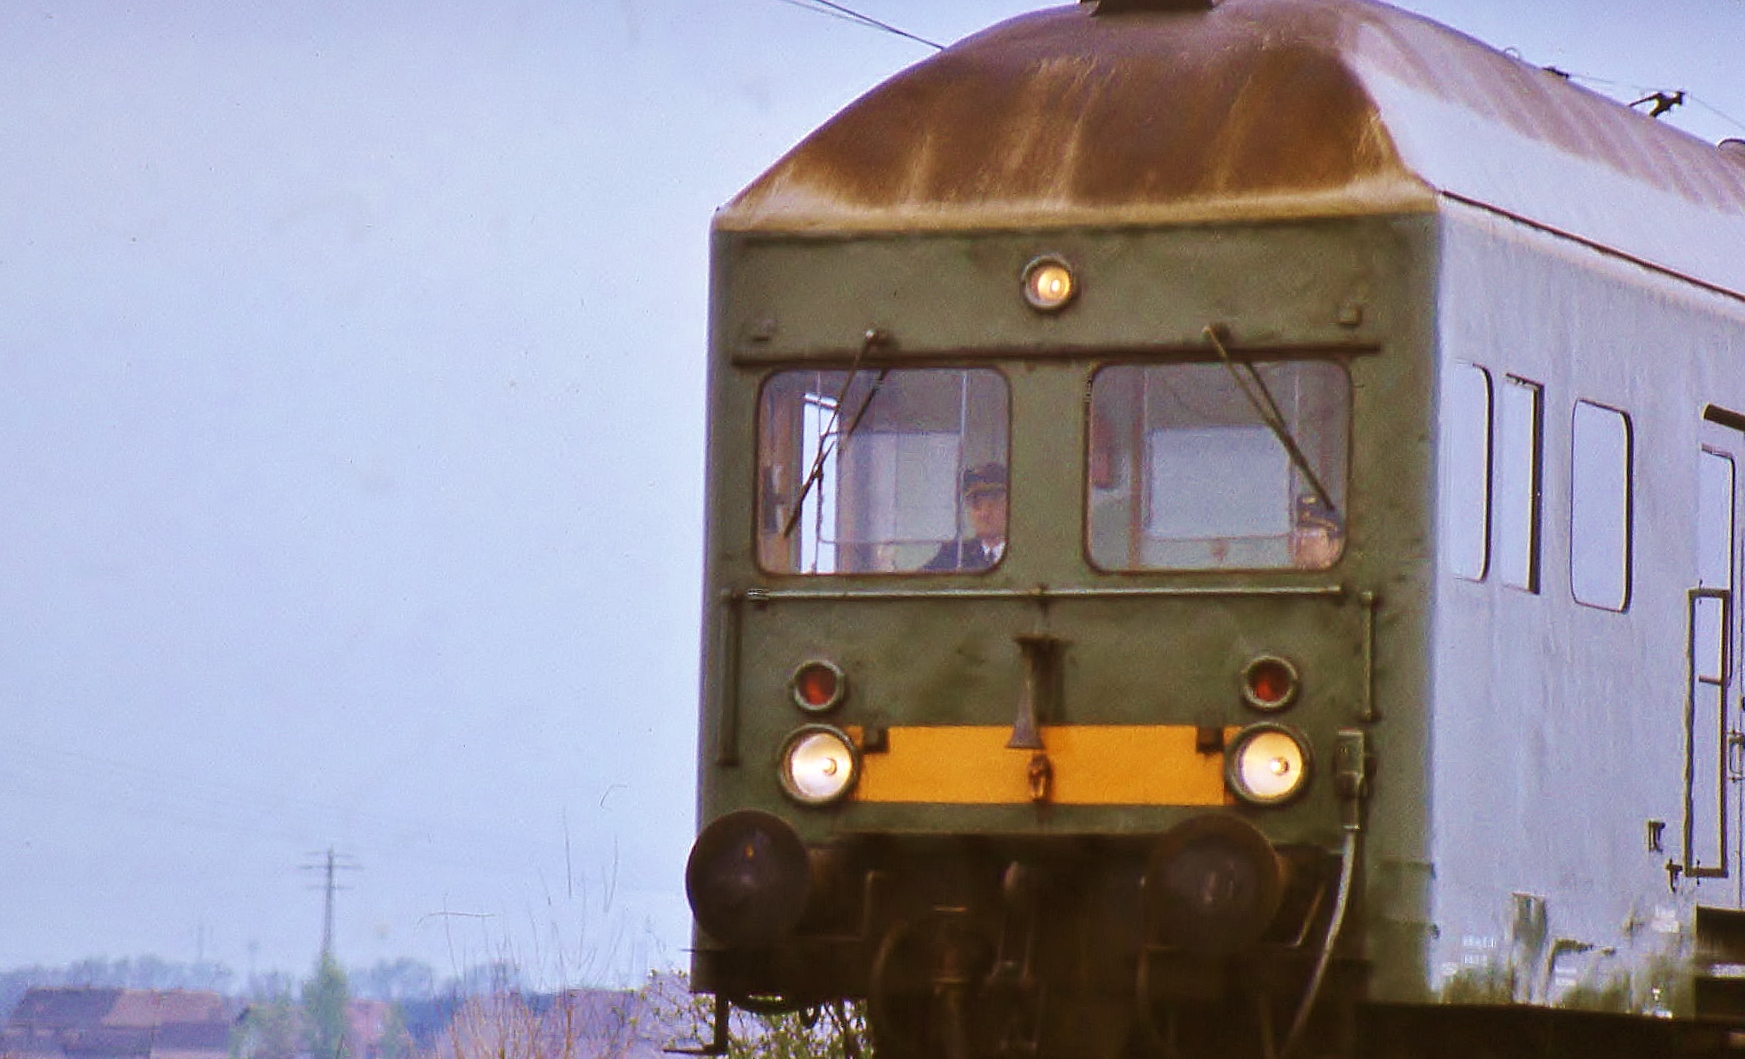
(1081, 356, 1354, 574)
(1495, 374, 1545, 594)
(1444, 362, 1494, 582)
(1568, 398, 1633, 612)
(752, 365, 1014, 577)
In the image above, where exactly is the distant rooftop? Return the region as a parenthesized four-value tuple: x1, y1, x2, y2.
(3, 988, 235, 1059)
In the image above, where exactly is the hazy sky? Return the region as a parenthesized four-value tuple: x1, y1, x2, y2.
(3, 0, 1743, 989)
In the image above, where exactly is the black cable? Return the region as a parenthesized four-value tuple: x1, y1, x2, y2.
(767, 0, 944, 50)
(1545, 66, 1744, 135)
(1690, 94, 1745, 136)
(767, 0, 870, 32)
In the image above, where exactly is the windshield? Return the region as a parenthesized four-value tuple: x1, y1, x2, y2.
(757, 368, 1010, 575)
(1087, 361, 1349, 570)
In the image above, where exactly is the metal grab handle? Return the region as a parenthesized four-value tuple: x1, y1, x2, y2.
(1690, 586, 1733, 689)
(1683, 586, 1734, 880)
(1009, 634, 1063, 750)
(713, 591, 745, 766)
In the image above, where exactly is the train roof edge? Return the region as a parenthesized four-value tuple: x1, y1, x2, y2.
(716, 0, 1745, 298)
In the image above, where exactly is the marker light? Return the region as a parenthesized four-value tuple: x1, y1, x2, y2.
(1022, 256, 1077, 312)
(1227, 724, 1311, 806)
(790, 660, 846, 712)
(778, 725, 859, 806)
(1241, 655, 1300, 711)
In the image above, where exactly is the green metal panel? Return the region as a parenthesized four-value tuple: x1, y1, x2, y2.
(697, 211, 1442, 995)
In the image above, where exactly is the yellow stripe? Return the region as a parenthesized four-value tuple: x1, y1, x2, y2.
(850, 725, 1231, 806)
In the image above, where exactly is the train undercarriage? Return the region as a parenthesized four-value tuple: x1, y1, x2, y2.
(686, 811, 1364, 1059)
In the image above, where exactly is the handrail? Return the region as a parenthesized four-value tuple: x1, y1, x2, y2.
(728, 583, 1349, 604)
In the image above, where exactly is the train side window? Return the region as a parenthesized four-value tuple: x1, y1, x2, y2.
(1086, 360, 1349, 571)
(1444, 363, 1492, 580)
(1495, 376, 1544, 593)
(755, 368, 1010, 575)
(1569, 401, 1632, 610)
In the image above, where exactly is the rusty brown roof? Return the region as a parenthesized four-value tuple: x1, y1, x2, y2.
(717, 0, 1745, 240)
(7, 990, 123, 1031)
(4, 990, 234, 1059)
(101, 993, 228, 1030)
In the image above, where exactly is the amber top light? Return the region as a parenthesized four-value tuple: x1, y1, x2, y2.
(1022, 256, 1077, 312)
(790, 660, 846, 712)
(1241, 655, 1299, 711)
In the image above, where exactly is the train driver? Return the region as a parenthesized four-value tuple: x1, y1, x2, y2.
(1290, 494, 1344, 569)
(923, 463, 1008, 572)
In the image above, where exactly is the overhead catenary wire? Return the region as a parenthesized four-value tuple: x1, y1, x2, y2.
(1690, 94, 1745, 136)
(1541, 65, 1684, 116)
(1533, 62, 1745, 136)
(766, 0, 943, 50)
(767, 0, 873, 32)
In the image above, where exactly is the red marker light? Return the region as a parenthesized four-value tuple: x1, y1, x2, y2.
(790, 660, 846, 712)
(1241, 655, 1299, 711)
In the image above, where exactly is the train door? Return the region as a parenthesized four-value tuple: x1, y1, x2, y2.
(1687, 410, 1745, 894)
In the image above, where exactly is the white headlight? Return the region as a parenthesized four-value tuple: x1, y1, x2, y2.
(778, 726, 859, 806)
(1227, 725, 1311, 806)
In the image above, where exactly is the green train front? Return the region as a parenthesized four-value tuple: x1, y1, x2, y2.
(686, 3, 1440, 1055)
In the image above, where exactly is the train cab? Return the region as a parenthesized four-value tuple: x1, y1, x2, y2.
(685, 0, 1745, 1056)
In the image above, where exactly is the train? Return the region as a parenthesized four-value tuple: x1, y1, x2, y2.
(680, 0, 1745, 1055)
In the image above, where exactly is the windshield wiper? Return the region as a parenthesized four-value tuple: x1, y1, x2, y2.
(1204, 324, 1340, 523)
(781, 329, 891, 540)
